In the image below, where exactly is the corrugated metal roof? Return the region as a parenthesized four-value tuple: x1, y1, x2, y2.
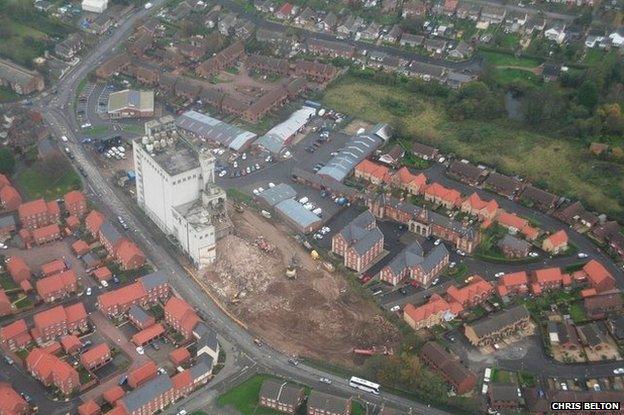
(176, 110, 257, 152)
(275, 199, 321, 229)
(256, 107, 316, 154)
(257, 183, 297, 207)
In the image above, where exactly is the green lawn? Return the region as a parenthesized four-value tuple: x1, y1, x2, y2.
(322, 74, 624, 221)
(0, 18, 50, 67)
(569, 302, 588, 324)
(217, 374, 285, 415)
(16, 165, 81, 201)
(82, 125, 111, 136)
(0, 86, 20, 103)
(0, 275, 18, 291)
(480, 51, 542, 68)
(492, 68, 540, 86)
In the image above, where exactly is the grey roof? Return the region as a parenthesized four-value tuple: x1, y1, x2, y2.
(338, 211, 384, 256)
(429, 210, 477, 240)
(120, 374, 173, 413)
(257, 184, 297, 207)
(449, 161, 485, 182)
(497, 234, 530, 252)
(384, 242, 448, 277)
(190, 354, 214, 379)
(140, 271, 168, 291)
(275, 199, 322, 230)
(483, 172, 523, 196)
(256, 107, 316, 154)
(194, 322, 219, 355)
(138, 137, 200, 177)
(99, 221, 123, 246)
(408, 61, 446, 78)
(307, 390, 350, 413)
(467, 305, 531, 338)
(489, 383, 521, 403)
(81, 252, 100, 268)
(290, 167, 359, 198)
(176, 110, 257, 152)
(0, 214, 16, 229)
(259, 379, 304, 406)
(0, 58, 41, 87)
(128, 305, 153, 325)
(317, 129, 385, 182)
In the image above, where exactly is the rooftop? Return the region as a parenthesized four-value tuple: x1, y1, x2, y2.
(135, 135, 200, 177)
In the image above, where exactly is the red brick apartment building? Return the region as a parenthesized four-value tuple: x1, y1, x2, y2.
(97, 271, 170, 316)
(354, 160, 392, 186)
(32, 223, 62, 245)
(31, 303, 88, 344)
(164, 297, 200, 340)
(18, 199, 60, 230)
(0, 382, 29, 414)
(331, 210, 384, 272)
(64, 190, 87, 217)
(196, 40, 244, 78)
(391, 167, 427, 195)
(423, 182, 462, 209)
(35, 269, 78, 303)
(26, 348, 80, 395)
(6, 256, 30, 283)
(420, 341, 477, 394)
(377, 242, 449, 287)
(98, 221, 146, 270)
(461, 193, 499, 222)
(0, 319, 32, 351)
(128, 360, 158, 388)
(446, 275, 494, 312)
(293, 60, 337, 83)
(403, 294, 461, 331)
(80, 343, 111, 370)
(258, 378, 306, 414)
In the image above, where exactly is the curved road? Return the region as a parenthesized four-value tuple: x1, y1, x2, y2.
(34, 3, 450, 415)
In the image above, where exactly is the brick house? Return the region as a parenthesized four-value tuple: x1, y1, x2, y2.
(488, 383, 522, 410)
(41, 259, 66, 277)
(378, 242, 449, 287)
(164, 297, 200, 340)
(423, 183, 462, 209)
(32, 223, 61, 245)
(391, 167, 427, 195)
(60, 335, 82, 355)
(483, 172, 524, 199)
(97, 271, 169, 315)
(420, 341, 476, 394)
(496, 272, 529, 297)
(354, 160, 392, 186)
(80, 343, 112, 370)
(461, 193, 499, 221)
(584, 292, 623, 320)
(582, 260, 616, 293)
(64, 190, 87, 218)
(293, 60, 337, 83)
(196, 41, 244, 78)
(0, 382, 29, 415)
(448, 161, 487, 186)
(520, 185, 558, 212)
(72, 240, 90, 257)
(18, 199, 60, 230)
(36, 269, 78, 303)
(531, 267, 571, 295)
(497, 234, 530, 258)
(31, 303, 88, 344)
(463, 305, 532, 347)
(0, 319, 32, 351)
(78, 400, 101, 415)
(542, 230, 568, 254)
(132, 323, 165, 347)
(307, 390, 351, 415)
(331, 211, 384, 272)
(0, 185, 22, 211)
(85, 210, 106, 237)
(26, 348, 80, 395)
(403, 294, 459, 330)
(446, 275, 494, 312)
(6, 256, 30, 283)
(0, 290, 11, 317)
(128, 360, 158, 389)
(259, 379, 305, 414)
(114, 239, 146, 270)
(169, 347, 191, 366)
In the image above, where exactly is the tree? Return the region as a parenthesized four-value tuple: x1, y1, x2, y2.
(0, 148, 16, 175)
(578, 80, 599, 110)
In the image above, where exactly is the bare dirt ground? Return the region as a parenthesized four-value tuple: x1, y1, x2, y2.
(204, 208, 401, 366)
(342, 120, 374, 135)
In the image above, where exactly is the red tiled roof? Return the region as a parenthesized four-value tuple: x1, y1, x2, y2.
(0, 319, 28, 340)
(47, 200, 60, 217)
(394, 167, 427, 188)
(36, 269, 77, 298)
(445, 275, 493, 309)
(169, 347, 191, 365)
(131, 323, 165, 346)
(78, 399, 101, 415)
(533, 267, 568, 285)
(104, 405, 127, 415)
(172, 369, 192, 391)
(81, 343, 110, 368)
(424, 182, 461, 205)
(0, 382, 27, 415)
(93, 266, 112, 282)
(20, 279, 33, 292)
(496, 211, 527, 230)
(72, 240, 90, 255)
(0, 174, 10, 188)
(32, 223, 60, 240)
(499, 271, 528, 287)
(277, 2, 293, 15)
(580, 288, 598, 298)
(61, 335, 82, 353)
(18, 199, 48, 218)
(65, 302, 87, 325)
(6, 256, 30, 282)
(355, 160, 392, 183)
(64, 190, 86, 206)
(41, 259, 66, 276)
(98, 282, 146, 311)
(165, 297, 200, 334)
(0, 185, 22, 208)
(520, 225, 539, 240)
(115, 240, 145, 266)
(583, 260, 616, 292)
(102, 385, 125, 404)
(42, 341, 62, 355)
(404, 294, 452, 323)
(67, 215, 81, 229)
(85, 210, 106, 235)
(33, 305, 66, 330)
(464, 193, 499, 214)
(545, 230, 568, 248)
(128, 360, 157, 388)
(26, 348, 78, 388)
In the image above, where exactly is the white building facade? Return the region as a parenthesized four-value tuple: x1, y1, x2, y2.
(82, 0, 108, 13)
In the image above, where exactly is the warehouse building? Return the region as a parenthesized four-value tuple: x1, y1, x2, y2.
(255, 107, 316, 154)
(176, 110, 257, 152)
(274, 199, 322, 233)
(107, 89, 154, 119)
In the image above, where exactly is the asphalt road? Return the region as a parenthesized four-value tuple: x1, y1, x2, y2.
(32, 3, 453, 415)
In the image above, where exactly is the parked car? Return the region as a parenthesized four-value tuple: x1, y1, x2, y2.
(577, 252, 588, 258)
(390, 305, 400, 312)
(136, 346, 145, 355)
(319, 377, 332, 384)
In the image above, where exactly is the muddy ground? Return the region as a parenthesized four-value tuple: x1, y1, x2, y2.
(204, 207, 400, 366)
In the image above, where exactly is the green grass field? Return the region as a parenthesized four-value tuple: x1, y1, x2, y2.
(322, 75, 624, 220)
(16, 166, 81, 201)
(480, 51, 542, 68)
(492, 68, 540, 86)
(0, 18, 48, 67)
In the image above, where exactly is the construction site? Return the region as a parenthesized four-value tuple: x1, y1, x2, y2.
(204, 206, 401, 366)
